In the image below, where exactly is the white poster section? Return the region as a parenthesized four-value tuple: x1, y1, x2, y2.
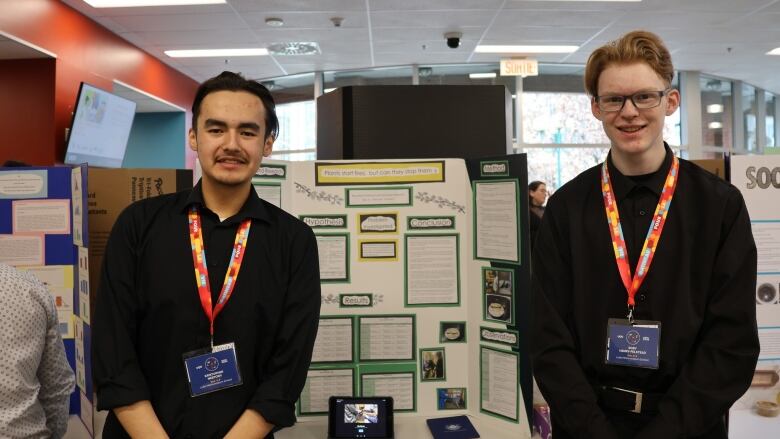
(730, 155, 780, 435)
(250, 159, 530, 439)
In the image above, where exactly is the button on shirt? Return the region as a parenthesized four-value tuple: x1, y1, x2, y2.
(0, 263, 75, 439)
(92, 182, 321, 438)
(531, 146, 759, 439)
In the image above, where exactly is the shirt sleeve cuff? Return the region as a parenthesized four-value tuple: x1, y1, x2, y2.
(95, 367, 150, 411)
(247, 396, 296, 429)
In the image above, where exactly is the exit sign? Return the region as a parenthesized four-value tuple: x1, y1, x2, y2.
(500, 59, 538, 77)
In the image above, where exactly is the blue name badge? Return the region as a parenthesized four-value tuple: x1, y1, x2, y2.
(605, 319, 661, 369)
(183, 342, 243, 397)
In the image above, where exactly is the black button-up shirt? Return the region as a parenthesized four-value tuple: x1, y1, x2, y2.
(531, 146, 759, 439)
(92, 181, 321, 438)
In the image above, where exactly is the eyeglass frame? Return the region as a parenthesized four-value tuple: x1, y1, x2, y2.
(594, 88, 673, 113)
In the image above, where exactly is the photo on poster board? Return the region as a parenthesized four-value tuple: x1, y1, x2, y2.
(437, 387, 467, 410)
(298, 368, 356, 416)
(311, 316, 355, 364)
(480, 345, 519, 422)
(483, 267, 515, 324)
(439, 321, 466, 343)
(358, 315, 416, 362)
(316, 233, 350, 283)
(420, 348, 446, 381)
(359, 362, 417, 412)
(404, 234, 460, 307)
(473, 179, 521, 264)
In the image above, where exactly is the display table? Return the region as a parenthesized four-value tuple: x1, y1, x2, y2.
(729, 408, 780, 438)
(277, 415, 530, 439)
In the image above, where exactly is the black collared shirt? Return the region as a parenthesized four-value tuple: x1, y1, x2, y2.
(92, 181, 321, 439)
(531, 146, 759, 439)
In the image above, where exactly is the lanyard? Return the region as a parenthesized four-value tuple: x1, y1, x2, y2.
(188, 206, 252, 345)
(601, 155, 679, 321)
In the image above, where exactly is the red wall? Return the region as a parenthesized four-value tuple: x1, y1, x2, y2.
(0, 59, 56, 165)
(0, 0, 198, 165)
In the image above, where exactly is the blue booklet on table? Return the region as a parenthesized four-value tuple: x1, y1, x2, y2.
(426, 415, 480, 439)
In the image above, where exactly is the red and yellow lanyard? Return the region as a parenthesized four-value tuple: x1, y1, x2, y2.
(601, 155, 679, 321)
(188, 206, 251, 345)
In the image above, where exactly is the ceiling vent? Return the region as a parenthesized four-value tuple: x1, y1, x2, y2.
(267, 42, 321, 56)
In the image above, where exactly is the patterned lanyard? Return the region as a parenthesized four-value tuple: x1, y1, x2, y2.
(601, 155, 679, 320)
(188, 206, 252, 343)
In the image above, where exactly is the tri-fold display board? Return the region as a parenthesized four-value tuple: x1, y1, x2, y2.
(729, 155, 780, 437)
(252, 156, 533, 436)
(0, 165, 93, 434)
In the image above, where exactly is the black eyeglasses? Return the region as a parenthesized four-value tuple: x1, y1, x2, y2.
(594, 89, 671, 112)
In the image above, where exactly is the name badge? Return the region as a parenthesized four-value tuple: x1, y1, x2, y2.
(605, 319, 661, 369)
(183, 342, 243, 397)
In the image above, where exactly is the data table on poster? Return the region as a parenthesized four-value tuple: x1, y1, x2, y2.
(361, 373, 415, 410)
(481, 347, 518, 421)
(299, 369, 354, 414)
(311, 318, 353, 363)
(359, 316, 414, 360)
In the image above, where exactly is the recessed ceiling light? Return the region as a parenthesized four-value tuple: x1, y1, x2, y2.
(469, 73, 497, 79)
(84, 0, 225, 7)
(265, 17, 284, 27)
(767, 48, 780, 55)
(706, 104, 724, 114)
(475, 45, 579, 54)
(266, 42, 321, 56)
(708, 122, 723, 129)
(164, 48, 268, 57)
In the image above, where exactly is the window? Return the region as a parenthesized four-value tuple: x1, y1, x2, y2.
(271, 100, 316, 161)
(742, 83, 758, 151)
(700, 76, 732, 148)
(765, 92, 775, 148)
(526, 147, 609, 192)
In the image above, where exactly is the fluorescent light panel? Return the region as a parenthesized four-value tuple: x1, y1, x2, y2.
(524, 0, 641, 2)
(475, 45, 578, 54)
(165, 48, 268, 58)
(767, 48, 780, 55)
(706, 104, 724, 114)
(469, 73, 497, 79)
(84, 0, 225, 7)
(708, 122, 723, 129)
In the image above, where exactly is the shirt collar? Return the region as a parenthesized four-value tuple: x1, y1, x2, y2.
(606, 143, 673, 201)
(178, 179, 271, 224)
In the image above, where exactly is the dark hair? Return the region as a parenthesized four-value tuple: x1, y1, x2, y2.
(191, 71, 279, 140)
(529, 181, 545, 205)
(2, 160, 31, 167)
(529, 181, 545, 192)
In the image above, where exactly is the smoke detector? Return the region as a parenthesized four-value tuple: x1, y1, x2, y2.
(266, 42, 321, 56)
(265, 17, 284, 27)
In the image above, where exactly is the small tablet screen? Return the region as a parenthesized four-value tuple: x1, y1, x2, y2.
(329, 397, 393, 438)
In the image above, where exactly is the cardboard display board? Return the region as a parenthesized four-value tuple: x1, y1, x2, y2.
(0, 165, 89, 430)
(730, 155, 780, 437)
(250, 158, 531, 437)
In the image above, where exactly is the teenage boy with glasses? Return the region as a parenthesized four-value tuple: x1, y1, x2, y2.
(531, 30, 758, 439)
